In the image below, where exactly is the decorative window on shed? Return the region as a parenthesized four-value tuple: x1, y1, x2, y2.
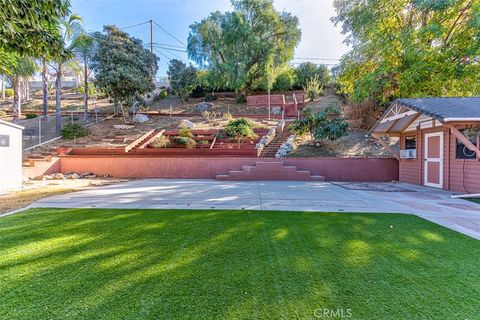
(456, 128, 479, 160)
(404, 136, 416, 150)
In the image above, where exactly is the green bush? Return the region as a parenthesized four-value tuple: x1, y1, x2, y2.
(149, 135, 170, 148)
(3, 88, 14, 97)
(61, 123, 89, 140)
(179, 127, 193, 138)
(303, 75, 323, 101)
(273, 69, 296, 92)
(236, 95, 247, 104)
(0, 110, 7, 117)
(288, 105, 348, 141)
(225, 118, 256, 144)
(172, 136, 196, 148)
(204, 94, 218, 102)
(25, 113, 38, 119)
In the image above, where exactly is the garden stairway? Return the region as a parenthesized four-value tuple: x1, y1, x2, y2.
(259, 131, 291, 157)
(215, 161, 325, 181)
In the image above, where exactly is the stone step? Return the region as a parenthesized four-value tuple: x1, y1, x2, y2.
(215, 161, 325, 181)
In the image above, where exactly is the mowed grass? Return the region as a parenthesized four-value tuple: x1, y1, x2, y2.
(0, 209, 479, 319)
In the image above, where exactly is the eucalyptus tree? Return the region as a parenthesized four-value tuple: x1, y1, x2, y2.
(187, 0, 301, 94)
(332, 0, 480, 103)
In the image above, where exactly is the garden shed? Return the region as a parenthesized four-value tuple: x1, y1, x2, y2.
(370, 97, 480, 193)
(0, 119, 24, 192)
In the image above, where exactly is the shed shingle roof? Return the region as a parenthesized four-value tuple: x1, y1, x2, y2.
(395, 97, 480, 121)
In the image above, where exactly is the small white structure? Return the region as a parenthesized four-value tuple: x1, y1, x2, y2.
(0, 120, 24, 192)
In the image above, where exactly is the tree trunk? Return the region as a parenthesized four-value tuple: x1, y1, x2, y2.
(13, 78, 21, 121)
(42, 60, 49, 116)
(1, 75, 5, 100)
(55, 64, 62, 135)
(24, 78, 30, 101)
(83, 60, 89, 123)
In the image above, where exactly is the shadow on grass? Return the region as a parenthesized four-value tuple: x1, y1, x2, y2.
(0, 208, 479, 319)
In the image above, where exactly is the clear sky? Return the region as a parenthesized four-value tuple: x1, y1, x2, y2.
(72, 0, 349, 76)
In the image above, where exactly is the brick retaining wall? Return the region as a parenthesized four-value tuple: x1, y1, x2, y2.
(58, 156, 399, 182)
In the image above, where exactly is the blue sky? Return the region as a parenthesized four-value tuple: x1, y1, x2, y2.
(72, 0, 349, 76)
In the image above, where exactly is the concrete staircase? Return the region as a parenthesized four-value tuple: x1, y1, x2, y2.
(216, 161, 325, 181)
(260, 131, 290, 157)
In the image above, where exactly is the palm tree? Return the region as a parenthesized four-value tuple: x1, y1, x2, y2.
(72, 33, 96, 123)
(5, 56, 37, 121)
(41, 58, 50, 116)
(51, 14, 85, 134)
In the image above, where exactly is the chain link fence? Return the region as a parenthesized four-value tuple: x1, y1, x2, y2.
(20, 108, 106, 150)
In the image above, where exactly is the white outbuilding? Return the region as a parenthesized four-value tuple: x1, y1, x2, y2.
(0, 119, 24, 192)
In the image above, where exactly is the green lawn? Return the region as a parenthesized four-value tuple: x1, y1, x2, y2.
(0, 209, 478, 319)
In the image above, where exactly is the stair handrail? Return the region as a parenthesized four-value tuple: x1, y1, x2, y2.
(210, 131, 218, 149)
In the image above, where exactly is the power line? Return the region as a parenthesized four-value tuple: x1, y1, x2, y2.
(120, 21, 151, 30)
(152, 20, 186, 47)
(153, 47, 174, 61)
(153, 45, 187, 53)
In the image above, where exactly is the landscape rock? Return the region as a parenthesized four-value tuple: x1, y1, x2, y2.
(53, 173, 66, 180)
(193, 102, 213, 113)
(275, 135, 296, 158)
(178, 119, 196, 129)
(134, 113, 149, 123)
(81, 172, 97, 179)
(113, 124, 135, 130)
(272, 106, 282, 115)
(32, 175, 46, 181)
(65, 172, 81, 179)
(44, 174, 54, 180)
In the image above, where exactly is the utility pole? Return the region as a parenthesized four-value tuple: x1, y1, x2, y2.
(150, 19, 153, 53)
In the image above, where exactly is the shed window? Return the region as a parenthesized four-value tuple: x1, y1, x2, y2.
(404, 136, 416, 150)
(456, 129, 478, 160)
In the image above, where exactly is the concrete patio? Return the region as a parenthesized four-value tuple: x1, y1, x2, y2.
(22, 179, 480, 240)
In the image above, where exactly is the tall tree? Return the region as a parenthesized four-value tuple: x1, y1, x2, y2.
(294, 62, 331, 89)
(187, 0, 301, 93)
(50, 14, 84, 134)
(4, 55, 38, 121)
(91, 26, 158, 124)
(332, 0, 480, 103)
(41, 59, 50, 116)
(72, 33, 97, 122)
(167, 59, 198, 101)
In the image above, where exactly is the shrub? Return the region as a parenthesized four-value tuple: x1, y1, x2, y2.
(225, 118, 256, 147)
(289, 105, 348, 141)
(199, 140, 210, 145)
(61, 123, 89, 140)
(204, 94, 218, 102)
(25, 113, 38, 119)
(223, 112, 233, 120)
(303, 75, 323, 101)
(273, 69, 296, 92)
(0, 110, 6, 117)
(179, 127, 193, 138)
(3, 88, 14, 97)
(236, 95, 247, 103)
(172, 136, 196, 148)
(149, 135, 170, 148)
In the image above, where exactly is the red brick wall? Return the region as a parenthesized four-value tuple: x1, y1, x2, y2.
(58, 156, 399, 182)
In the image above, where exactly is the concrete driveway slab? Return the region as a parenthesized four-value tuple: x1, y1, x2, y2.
(24, 179, 480, 240)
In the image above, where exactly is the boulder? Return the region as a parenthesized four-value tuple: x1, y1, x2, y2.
(178, 119, 196, 129)
(134, 113, 149, 123)
(53, 173, 66, 180)
(193, 102, 213, 113)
